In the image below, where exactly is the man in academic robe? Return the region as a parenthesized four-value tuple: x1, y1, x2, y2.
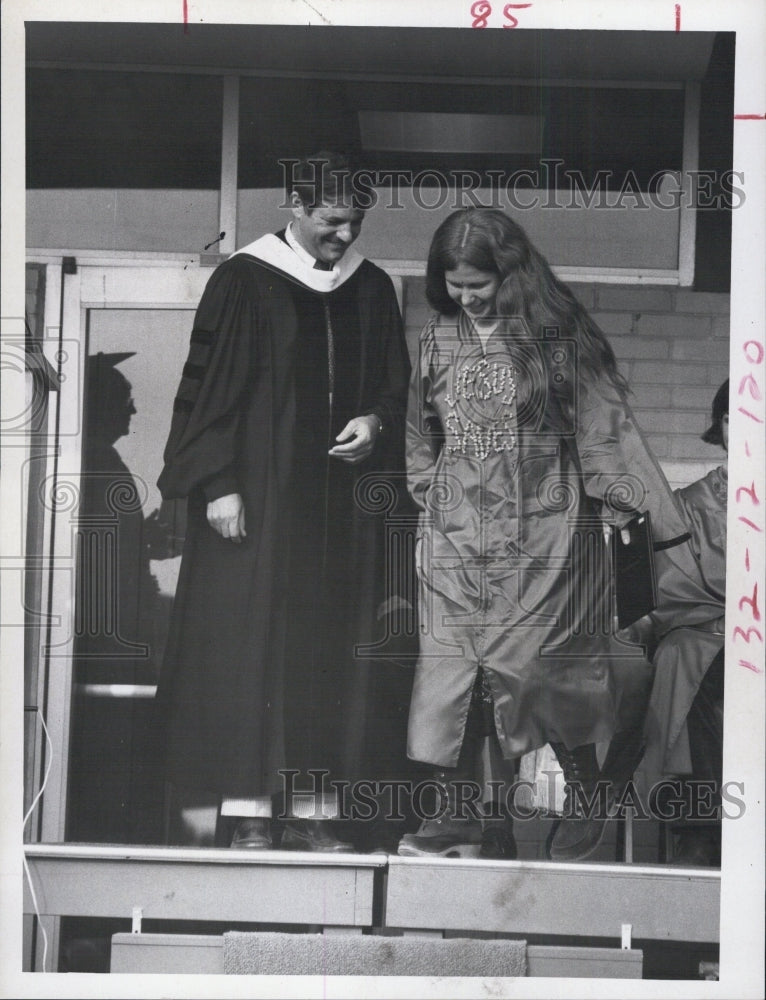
(156, 153, 413, 851)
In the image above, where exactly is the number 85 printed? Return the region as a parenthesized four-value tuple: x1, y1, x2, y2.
(471, 2, 533, 28)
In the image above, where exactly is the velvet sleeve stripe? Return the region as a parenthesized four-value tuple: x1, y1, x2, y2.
(184, 342, 211, 370)
(182, 361, 207, 381)
(171, 370, 207, 412)
(190, 329, 215, 346)
(175, 377, 202, 400)
(158, 257, 255, 502)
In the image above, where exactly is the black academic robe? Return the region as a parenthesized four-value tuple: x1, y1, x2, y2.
(156, 239, 412, 799)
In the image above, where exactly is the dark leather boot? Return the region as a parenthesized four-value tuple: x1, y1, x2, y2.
(548, 742, 610, 862)
(397, 771, 483, 858)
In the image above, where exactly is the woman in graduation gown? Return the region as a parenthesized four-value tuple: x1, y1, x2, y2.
(399, 208, 717, 862)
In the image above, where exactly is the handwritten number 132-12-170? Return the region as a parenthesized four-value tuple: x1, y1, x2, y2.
(471, 2, 533, 29)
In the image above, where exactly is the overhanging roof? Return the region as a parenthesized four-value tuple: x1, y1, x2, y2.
(25, 23, 717, 83)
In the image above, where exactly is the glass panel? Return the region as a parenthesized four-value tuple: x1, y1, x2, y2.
(66, 308, 191, 844)
(26, 70, 223, 189)
(237, 78, 684, 269)
(238, 77, 684, 191)
(27, 189, 222, 255)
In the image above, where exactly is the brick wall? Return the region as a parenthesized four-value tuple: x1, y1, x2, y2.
(402, 278, 730, 489)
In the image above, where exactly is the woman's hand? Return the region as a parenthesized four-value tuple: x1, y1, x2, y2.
(328, 414, 382, 464)
(207, 493, 246, 543)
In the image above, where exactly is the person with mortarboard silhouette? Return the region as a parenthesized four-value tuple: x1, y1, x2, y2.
(69, 352, 173, 843)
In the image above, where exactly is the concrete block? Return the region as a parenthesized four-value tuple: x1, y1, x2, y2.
(615, 360, 633, 382)
(632, 384, 677, 408)
(674, 291, 730, 314)
(707, 365, 730, 388)
(569, 284, 596, 310)
(711, 316, 730, 339)
(590, 312, 634, 336)
(631, 361, 708, 385)
(669, 434, 720, 460)
(638, 409, 708, 434)
(673, 385, 717, 410)
(662, 460, 718, 490)
(637, 314, 712, 339)
(671, 339, 729, 363)
(645, 434, 669, 458)
(610, 336, 669, 360)
(595, 286, 673, 313)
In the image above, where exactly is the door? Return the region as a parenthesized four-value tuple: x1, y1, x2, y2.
(34, 261, 213, 846)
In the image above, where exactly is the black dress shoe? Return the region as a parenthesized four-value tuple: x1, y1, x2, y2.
(280, 819, 355, 853)
(230, 818, 272, 849)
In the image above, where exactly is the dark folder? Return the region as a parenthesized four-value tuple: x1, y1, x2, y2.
(613, 511, 658, 629)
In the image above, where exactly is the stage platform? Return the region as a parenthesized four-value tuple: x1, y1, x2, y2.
(23, 843, 721, 975)
(109, 932, 645, 978)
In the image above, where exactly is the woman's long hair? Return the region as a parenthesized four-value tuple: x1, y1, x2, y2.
(425, 208, 627, 399)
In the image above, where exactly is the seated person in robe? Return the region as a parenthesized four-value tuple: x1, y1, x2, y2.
(641, 380, 728, 866)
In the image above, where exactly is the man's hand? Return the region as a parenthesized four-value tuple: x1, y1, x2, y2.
(328, 414, 381, 464)
(207, 493, 246, 543)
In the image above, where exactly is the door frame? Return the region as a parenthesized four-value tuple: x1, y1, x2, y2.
(26, 258, 213, 849)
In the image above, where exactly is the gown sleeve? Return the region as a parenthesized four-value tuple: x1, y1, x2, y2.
(157, 257, 256, 502)
(574, 375, 688, 536)
(665, 475, 727, 629)
(574, 374, 722, 635)
(406, 318, 442, 511)
(676, 475, 727, 599)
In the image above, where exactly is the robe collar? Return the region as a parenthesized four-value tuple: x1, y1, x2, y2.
(231, 231, 365, 293)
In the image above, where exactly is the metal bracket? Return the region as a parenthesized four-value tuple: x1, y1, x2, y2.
(131, 906, 143, 934)
(621, 923, 632, 950)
